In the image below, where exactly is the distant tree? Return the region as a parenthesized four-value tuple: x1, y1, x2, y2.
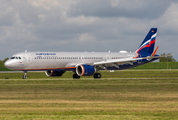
(2, 58, 9, 63)
(0, 58, 9, 67)
(0, 60, 3, 67)
(159, 53, 176, 62)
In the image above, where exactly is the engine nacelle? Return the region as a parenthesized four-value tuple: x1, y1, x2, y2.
(76, 64, 96, 76)
(45, 70, 65, 77)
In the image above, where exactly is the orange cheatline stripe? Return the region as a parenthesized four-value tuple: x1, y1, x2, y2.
(152, 46, 159, 56)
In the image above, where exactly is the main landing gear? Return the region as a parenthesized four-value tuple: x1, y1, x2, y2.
(73, 73, 80, 79)
(23, 71, 27, 79)
(72, 73, 101, 79)
(93, 73, 101, 79)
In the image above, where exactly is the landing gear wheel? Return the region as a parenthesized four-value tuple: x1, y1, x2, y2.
(23, 71, 27, 79)
(22, 75, 27, 79)
(73, 74, 80, 79)
(93, 73, 101, 79)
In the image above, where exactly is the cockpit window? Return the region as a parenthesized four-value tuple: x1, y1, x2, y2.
(11, 56, 21, 59)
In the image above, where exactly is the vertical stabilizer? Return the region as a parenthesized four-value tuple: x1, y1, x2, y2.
(136, 28, 157, 57)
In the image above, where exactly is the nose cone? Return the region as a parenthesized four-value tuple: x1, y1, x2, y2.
(4, 60, 16, 70)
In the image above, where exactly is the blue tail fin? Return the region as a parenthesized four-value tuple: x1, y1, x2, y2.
(136, 28, 157, 57)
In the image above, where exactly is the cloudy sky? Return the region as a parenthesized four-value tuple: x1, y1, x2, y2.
(1, 0, 178, 60)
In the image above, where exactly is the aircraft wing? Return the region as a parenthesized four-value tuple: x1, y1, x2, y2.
(93, 57, 142, 69)
(94, 53, 170, 69)
(65, 56, 162, 70)
(64, 57, 141, 69)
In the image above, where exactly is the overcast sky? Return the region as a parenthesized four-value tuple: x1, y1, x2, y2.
(1, 0, 178, 60)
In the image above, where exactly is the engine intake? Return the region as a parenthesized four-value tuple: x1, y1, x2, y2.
(76, 64, 96, 76)
(45, 70, 65, 77)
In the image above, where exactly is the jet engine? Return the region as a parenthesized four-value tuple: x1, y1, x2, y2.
(45, 70, 65, 77)
(76, 64, 96, 76)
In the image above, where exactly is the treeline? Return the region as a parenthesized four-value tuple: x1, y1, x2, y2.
(159, 53, 176, 62)
(131, 62, 178, 69)
(0, 58, 11, 71)
(0, 58, 9, 65)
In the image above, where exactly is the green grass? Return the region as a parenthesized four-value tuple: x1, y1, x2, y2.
(0, 70, 178, 119)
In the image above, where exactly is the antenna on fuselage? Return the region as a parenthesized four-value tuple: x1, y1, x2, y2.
(25, 50, 27, 52)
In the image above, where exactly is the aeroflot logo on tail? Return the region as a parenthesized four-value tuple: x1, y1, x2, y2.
(36, 53, 56, 55)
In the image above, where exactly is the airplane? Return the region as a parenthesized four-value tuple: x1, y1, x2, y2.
(4, 28, 160, 79)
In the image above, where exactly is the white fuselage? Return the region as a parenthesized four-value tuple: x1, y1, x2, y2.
(5, 51, 138, 71)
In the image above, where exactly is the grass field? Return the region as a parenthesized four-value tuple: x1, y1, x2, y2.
(0, 70, 178, 119)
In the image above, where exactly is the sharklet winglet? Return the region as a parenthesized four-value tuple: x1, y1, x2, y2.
(151, 46, 159, 56)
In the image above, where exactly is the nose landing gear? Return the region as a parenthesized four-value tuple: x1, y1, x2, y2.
(23, 71, 27, 79)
